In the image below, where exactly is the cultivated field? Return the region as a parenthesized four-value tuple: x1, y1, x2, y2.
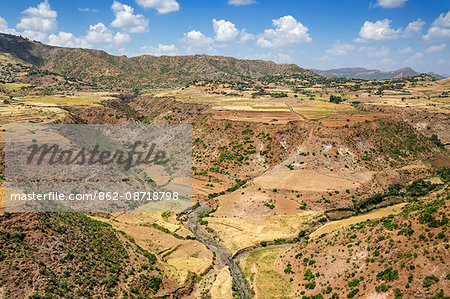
(241, 248, 293, 299)
(210, 266, 233, 299)
(0, 38, 448, 298)
(205, 211, 320, 253)
(90, 213, 213, 285)
(309, 202, 406, 238)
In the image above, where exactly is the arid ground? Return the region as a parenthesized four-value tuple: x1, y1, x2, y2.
(0, 34, 448, 298)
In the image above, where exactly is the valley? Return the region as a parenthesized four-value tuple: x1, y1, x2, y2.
(0, 33, 448, 298)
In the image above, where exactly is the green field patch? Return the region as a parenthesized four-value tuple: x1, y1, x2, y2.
(1, 83, 32, 91)
(294, 101, 361, 119)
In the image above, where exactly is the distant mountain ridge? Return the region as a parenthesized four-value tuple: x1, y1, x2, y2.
(312, 67, 448, 80)
(1, 33, 445, 90)
(0, 33, 314, 89)
(427, 72, 449, 80)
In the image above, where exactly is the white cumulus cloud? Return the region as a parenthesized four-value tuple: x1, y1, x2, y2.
(356, 19, 401, 42)
(16, 0, 57, 41)
(212, 20, 253, 42)
(240, 29, 255, 41)
(423, 11, 450, 41)
(141, 44, 178, 56)
(375, 0, 407, 8)
(114, 32, 132, 44)
(256, 15, 311, 48)
(275, 53, 292, 63)
(181, 30, 214, 53)
(402, 19, 425, 38)
(85, 23, 130, 46)
(213, 19, 240, 42)
(245, 53, 292, 64)
(48, 31, 86, 48)
(0, 17, 18, 35)
(325, 40, 355, 56)
(425, 43, 446, 53)
(48, 23, 131, 50)
(423, 26, 450, 41)
(135, 0, 179, 14)
(228, 0, 255, 6)
(111, 1, 149, 33)
(432, 11, 450, 27)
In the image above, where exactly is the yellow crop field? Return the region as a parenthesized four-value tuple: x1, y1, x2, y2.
(16, 95, 107, 106)
(242, 248, 294, 299)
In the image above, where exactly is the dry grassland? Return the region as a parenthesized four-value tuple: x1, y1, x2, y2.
(242, 247, 293, 299)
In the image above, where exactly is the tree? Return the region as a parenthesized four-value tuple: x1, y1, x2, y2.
(329, 95, 343, 104)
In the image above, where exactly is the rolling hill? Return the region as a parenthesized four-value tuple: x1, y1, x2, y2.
(312, 67, 448, 80)
(0, 31, 449, 299)
(0, 33, 313, 89)
(311, 67, 420, 80)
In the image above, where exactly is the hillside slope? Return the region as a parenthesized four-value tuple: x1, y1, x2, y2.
(276, 181, 449, 299)
(312, 67, 422, 80)
(0, 212, 181, 298)
(0, 33, 312, 89)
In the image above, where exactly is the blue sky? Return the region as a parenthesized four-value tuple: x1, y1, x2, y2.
(0, 0, 449, 74)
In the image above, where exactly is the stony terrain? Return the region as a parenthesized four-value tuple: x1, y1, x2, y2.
(0, 34, 448, 298)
